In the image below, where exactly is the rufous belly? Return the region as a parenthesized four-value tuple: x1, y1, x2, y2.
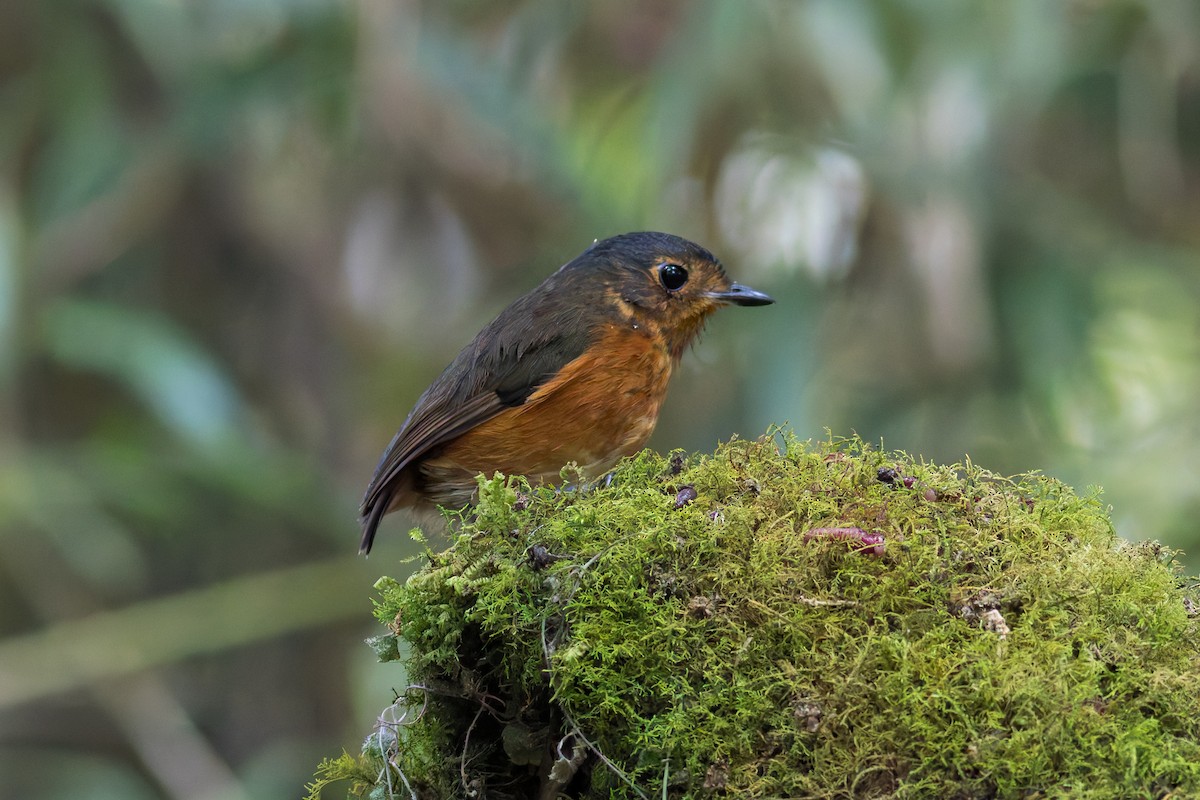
(418, 324, 672, 507)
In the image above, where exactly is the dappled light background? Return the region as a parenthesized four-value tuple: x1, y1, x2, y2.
(3, 1, 1199, 797)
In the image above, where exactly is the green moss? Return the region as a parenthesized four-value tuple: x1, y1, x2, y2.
(329, 431, 1200, 799)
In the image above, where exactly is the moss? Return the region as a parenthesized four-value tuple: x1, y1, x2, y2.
(320, 431, 1200, 799)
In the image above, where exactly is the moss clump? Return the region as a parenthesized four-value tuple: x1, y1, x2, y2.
(323, 432, 1200, 799)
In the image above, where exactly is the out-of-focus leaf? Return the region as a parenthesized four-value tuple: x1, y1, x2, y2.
(411, 17, 580, 193)
(27, 17, 133, 227)
(0, 194, 16, 382)
(0, 452, 148, 594)
(0, 749, 158, 800)
(0, 556, 373, 708)
(40, 299, 243, 447)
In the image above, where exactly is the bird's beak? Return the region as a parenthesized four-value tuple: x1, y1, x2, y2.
(706, 282, 775, 307)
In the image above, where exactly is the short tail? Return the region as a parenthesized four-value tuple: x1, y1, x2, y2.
(359, 496, 390, 555)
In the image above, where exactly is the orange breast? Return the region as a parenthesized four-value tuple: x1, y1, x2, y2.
(420, 324, 672, 502)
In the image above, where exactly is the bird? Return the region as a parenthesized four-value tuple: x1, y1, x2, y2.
(359, 231, 774, 554)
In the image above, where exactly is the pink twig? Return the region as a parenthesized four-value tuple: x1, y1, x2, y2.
(802, 527, 885, 557)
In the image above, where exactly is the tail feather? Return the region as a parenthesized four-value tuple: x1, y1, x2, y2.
(359, 495, 390, 555)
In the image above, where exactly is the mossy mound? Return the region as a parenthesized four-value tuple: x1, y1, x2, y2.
(312, 432, 1200, 799)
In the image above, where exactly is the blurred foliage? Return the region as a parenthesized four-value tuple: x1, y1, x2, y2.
(1, 0, 1198, 798)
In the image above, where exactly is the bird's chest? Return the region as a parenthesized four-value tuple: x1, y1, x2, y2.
(534, 323, 673, 465)
(440, 324, 673, 478)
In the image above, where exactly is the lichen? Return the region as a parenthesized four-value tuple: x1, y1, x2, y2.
(318, 431, 1200, 799)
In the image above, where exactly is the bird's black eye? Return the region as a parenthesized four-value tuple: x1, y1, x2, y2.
(658, 263, 688, 292)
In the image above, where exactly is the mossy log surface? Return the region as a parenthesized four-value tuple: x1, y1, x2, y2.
(311, 433, 1200, 799)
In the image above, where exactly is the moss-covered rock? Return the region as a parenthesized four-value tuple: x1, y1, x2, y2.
(311, 432, 1200, 799)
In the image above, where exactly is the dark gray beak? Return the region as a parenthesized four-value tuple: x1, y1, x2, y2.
(707, 282, 775, 307)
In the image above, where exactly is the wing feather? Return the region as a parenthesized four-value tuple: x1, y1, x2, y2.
(358, 293, 597, 554)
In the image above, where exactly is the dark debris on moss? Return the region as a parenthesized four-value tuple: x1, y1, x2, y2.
(313, 431, 1200, 800)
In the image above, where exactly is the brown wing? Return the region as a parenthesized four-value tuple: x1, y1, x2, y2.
(357, 386, 503, 554)
(358, 302, 595, 553)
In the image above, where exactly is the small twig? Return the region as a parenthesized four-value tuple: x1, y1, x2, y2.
(377, 759, 417, 800)
(460, 702, 487, 796)
(535, 533, 650, 798)
(374, 690, 426, 800)
(560, 718, 651, 800)
(540, 533, 637, 665)
(802, 526, 886, 556)
(793, 595, 859, 608)
(746, 597, 856, 629)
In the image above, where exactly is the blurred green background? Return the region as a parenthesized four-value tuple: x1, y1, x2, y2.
(2, 0, 1199, 797)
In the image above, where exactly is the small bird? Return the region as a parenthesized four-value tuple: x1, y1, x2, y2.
(359, 231, 773, 554)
